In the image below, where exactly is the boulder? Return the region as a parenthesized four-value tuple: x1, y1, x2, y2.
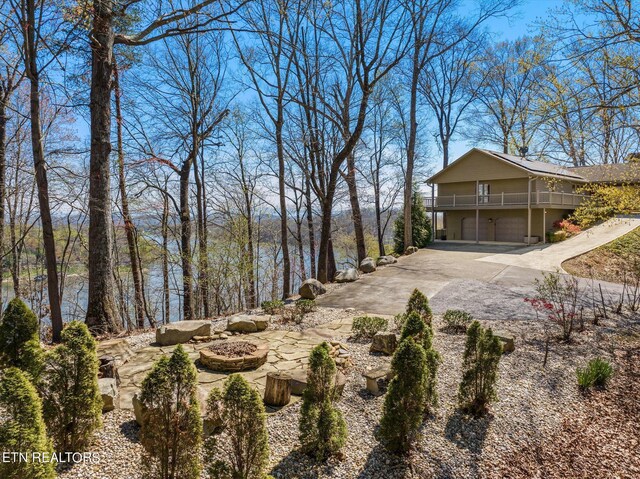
(376, 255, 397, 266)
(370, 332, 398, 356)
(226, 315, 259, 333)
(289, 369, 346, 397)
(404, 246, 419, 255)
(360, 257, 376, 273)
(156, 320, 212, 346)
(99, 378, 118, 413)
(335, 268, 359, 283)
(132, 393, 147, 425)
(298, 278, 326, 299)
(98, 355, 120, 385)
(493, 331, 515, 353)
(253, 317, 269, 331)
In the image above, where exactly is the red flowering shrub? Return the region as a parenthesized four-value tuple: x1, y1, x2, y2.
(552, 219, 581, 236)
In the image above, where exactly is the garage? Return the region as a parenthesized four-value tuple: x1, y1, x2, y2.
(461, 217, 489, 241)
(495, 217, 526, 242)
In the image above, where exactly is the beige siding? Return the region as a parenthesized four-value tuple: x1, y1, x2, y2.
(433, 150, 528, 183)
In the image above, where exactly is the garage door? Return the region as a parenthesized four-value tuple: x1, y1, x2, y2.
(461, 217, 489, 241)
(495, 217, 526, 242)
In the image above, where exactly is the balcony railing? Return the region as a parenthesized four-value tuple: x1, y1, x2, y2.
(425, 192, 587, 208)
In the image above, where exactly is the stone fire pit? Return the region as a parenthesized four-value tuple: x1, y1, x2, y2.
(199, 340, 269, 372)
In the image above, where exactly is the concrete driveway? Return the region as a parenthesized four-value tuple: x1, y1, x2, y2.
(316, 243, 624, 320)
(479, 216, 640, 272)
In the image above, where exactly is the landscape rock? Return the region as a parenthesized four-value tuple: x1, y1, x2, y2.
(96, 338, 135, 366)
(360, 257, 377, 273)
(405, 246, 419, 255)
(289, 369, 346, 397)
(226, 315, 259, 333)
(493, 330, 515, 353)
(253, 317, 269, 331)
(98, 355, 120, 385)
(99, 378, 118, 413)
(335, 268, 359, 283)
(298, 278, 327, 299)
(376, 255, 397, 266)
(155, 320, 212, 346)
(370, 332, 398, 355)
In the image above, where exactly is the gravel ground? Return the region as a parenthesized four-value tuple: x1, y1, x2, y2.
(59, 306, 638, 479)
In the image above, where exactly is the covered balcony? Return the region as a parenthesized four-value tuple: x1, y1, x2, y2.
(425, 191, 587, 210)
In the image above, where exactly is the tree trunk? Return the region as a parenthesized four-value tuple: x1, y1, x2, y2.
(193, 151, 210, 318)
(161, 191, 170, 324)
(263, 372, 291, 407)
(374, 182, 385, 257)
(180, 157, 194, 321)
(24, 0, 64, 342)
(275, 116, 291, 299)
(305, 177, 316, 279)
(113, 59, 147, 329)
(87, 0, 120, 334)
(316, 179, 336, 284)
(345, 153, 366, 264)
(0, 97, 7, 292)
(403, 47, 420, 252)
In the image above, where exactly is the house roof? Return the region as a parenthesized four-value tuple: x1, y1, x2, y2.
(569, 163, 640, 184)
(427, 148, 587, 183)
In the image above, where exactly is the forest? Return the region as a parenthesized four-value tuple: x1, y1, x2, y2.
(1, 0, 639, 341)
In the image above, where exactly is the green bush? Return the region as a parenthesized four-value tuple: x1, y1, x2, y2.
(295, 299, 316, 315)
(442, 309, 473, 333)
(0, 367, 56, 479)
(393, 188, 432, 254)
(41, 321, 102, 452)
(378, 338, 427, 453)
(0, 298, 43, 380)
(458, 321, 502, 416)
(351, 316, 388, 339)
(406, 289, 433, 325)
(261, 300, 285, 315)
(299, 342, 347, 461)
(393, 313, 407, 331)
(205, 374, 269, 479)
(400, 312, 440, 410)
(140, 345, 202, 479)
(577, 358, 614, 390)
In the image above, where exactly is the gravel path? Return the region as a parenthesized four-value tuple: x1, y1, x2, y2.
(59, 307, 638, 479)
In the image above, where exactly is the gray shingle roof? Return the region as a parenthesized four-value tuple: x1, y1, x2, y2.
(480, 150, 586, 181)
(569, 163, 640, 184)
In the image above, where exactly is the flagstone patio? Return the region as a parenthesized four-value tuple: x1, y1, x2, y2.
(110, 316, 355, 411)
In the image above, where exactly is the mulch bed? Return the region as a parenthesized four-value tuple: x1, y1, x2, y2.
(208, 341, 258, 357)
(485, 346, 640, 479)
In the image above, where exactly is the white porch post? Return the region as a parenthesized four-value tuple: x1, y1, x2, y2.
(475, 179, 479, 244)
(431, 183, 436, 241)
(543, 208, 547, 244)
(527, 177, 532, 246)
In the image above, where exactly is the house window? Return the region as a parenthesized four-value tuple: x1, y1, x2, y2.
(478, 183, 490, 203)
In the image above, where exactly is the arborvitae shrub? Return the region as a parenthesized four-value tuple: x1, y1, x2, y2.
(0, 298, 43, 380)
(299, 342, 347, 461)
(0, 367, 56, 479)
(205, 374, 269, 479)
(577, 358, 614, 390)
(400, 312, 440, 411)
(406, 289, 432, 325)
(378, 338, 427, 453)
(41, 321, 102, 452)
(140, 345, 202, 479)
(458, 321, 502, 416)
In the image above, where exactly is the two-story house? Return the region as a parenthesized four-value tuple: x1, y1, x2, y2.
(425, 148, 611, 244)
